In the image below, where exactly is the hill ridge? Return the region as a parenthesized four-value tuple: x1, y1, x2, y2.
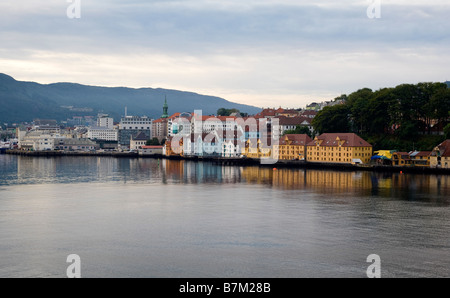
(0, 74, 260, 123)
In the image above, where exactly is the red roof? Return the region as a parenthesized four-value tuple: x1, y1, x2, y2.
(307, 133, 372, 147)
(193, 115, 237, 121)
(279, 134, 312, 146)
(412, 151, 432, 157)
(168, 113, 181, 119)
(394, 152, 411, 159)
(277, 116, 311, 126)
(435, 139, 450, 157)
(255, 109, 277, 118)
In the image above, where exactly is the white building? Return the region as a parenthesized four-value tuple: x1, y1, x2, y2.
(119, 116, 152, 130)
(130, 132, 149, 151)
(54, 138, 98, 151)
(222, 139, 241, 158)
(97, 114, 114, 129)
(19, 130, 64, 151)
(139, 146, 164, 156)
(87, 127, 118, 141)
(277, 116, 313, 136)
(168, 113, 191, 137)
(191, 115, 239, 134)
(183, 132, 222, 157)
(119, 115, 152, 147)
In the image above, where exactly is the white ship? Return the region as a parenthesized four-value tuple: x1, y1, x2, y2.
(0, 141, 11, 153)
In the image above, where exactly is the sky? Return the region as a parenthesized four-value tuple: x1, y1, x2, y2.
(0, 0, 449, 109)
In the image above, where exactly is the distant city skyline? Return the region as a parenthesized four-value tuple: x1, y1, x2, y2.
(1, 1, 449, 109)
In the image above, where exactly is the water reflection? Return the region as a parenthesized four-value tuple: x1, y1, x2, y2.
(1, 155, 449, 203)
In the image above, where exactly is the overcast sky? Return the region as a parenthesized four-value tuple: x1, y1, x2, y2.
(1, 0, 449, 108)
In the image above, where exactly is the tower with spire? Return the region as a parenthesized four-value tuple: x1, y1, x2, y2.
(161, 96, 169, 118)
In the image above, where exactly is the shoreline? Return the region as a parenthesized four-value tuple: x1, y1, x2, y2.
(4, 149, 450, 175)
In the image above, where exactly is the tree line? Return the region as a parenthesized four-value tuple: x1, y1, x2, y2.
(311, 82, 450, 151)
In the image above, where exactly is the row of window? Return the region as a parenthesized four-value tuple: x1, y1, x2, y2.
(307, 152, 370, 157)
(308, 146, 371, 151)
(121, 121, 151, 125)
(309, 157, 353, 162)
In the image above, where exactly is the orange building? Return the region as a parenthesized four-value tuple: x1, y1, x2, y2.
(306, 133, 372, 164)
(274, 134, 312, 161)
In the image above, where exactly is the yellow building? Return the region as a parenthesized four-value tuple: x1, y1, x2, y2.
(164, 136, 183, 157)
(392, 152, 412, 166)
(242, 139, 271, 159)
(274, 134, 312, 161)
(409, 151, 431, 167)
(430, 140, 450, 169)
(306, 133, 372, 164)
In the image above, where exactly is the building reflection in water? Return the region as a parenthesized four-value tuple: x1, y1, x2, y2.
(242, 167, 450, 203)
(7, 156, 450, 203)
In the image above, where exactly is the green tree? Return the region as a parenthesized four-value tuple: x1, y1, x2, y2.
(217, 108, 228, 116)
(430, 88, 450, 124)
(366, 88, 395, 136)
(418, 82, 448, 134)
(146, 137, 160, 146)
(445, 123, 450, 139)
(445, 112, 450, 139)
(217, 108, 241, 116)
(346, 88, 373, 134)
(312, 104, 351, 134)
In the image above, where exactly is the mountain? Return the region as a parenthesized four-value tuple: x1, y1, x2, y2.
(0, 73, 261, 124)
(445, 81, 450, 88)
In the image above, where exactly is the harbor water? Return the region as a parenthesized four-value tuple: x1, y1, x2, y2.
(0, 155, 449, 278)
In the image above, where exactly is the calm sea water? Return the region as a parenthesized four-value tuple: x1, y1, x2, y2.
(0, 154, 449, 278)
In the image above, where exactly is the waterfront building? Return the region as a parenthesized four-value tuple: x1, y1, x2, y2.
(183, 132, 222, 157)
(139, 145, 163, 156)
(220, 130, 243, 158)
(392, 152, 412, 166)
(306, 133, 372, 164)
(242, 138, 272, 159)
(274, 134, 312, 161)
(54, 138, 99, 151)
(19, 129, 65, 151)
(430, 139, 450, 169)
(164, 136, 183, 157)
(130, 132, 149, 151)
(409, 151, 432, 167)
(118, 115, 152, 148)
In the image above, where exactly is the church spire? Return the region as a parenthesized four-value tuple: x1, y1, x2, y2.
(161, 96, 169, 118)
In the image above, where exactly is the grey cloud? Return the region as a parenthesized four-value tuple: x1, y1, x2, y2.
(1, 2, 449, 56)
